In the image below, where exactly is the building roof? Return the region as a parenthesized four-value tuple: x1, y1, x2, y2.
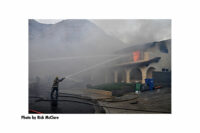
(112, 57, 161, 68)
(115, 39, 171, 54)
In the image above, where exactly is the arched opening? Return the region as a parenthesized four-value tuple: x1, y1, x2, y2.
(130, 68, 142, 83)
(147, 67, 155, 79)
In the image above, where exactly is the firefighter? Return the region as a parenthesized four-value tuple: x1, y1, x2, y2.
(51, 76, 65, 99)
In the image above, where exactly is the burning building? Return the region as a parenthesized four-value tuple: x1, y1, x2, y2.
(88, 39, 171, 85)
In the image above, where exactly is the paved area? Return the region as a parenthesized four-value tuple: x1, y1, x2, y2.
(98, 87, 171, 113)
(29, 87, 171, 113)
(60, 87, 171, 113)
(60, 88, 112, 100)
(29, 97, 96, 113)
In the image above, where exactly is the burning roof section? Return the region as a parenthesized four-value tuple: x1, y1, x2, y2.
(115, 39, 171, 54)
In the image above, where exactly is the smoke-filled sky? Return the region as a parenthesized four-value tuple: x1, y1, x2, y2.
(31, 19, 171, 82)
(36, 19, 171, 45)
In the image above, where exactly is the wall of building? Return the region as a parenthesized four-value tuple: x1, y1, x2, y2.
(145, 40, 171, 72)
(153, 71, 171, 86)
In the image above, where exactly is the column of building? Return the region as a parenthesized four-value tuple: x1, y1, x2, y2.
(125, 68, 131, 83)
(140, 66, 147, 84)
(114, 70, 118, 83)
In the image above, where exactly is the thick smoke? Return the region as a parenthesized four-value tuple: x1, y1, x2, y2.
(29, 19, 171, 94)
(91, 19, 171, 45)
(36, 19, 171, 45)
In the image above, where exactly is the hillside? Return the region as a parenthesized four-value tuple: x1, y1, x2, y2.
(29, 19, 126, 60)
